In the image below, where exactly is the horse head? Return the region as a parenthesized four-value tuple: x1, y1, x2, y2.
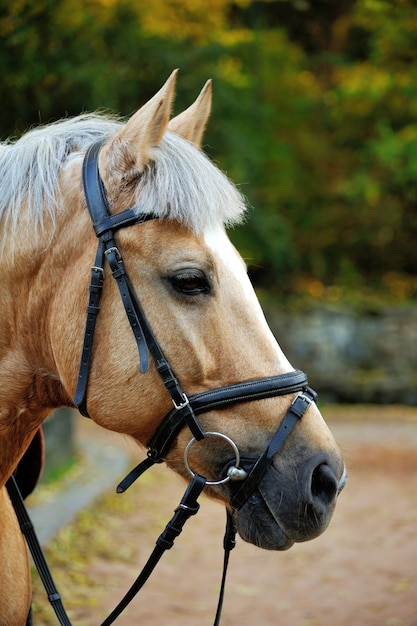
(1, 71, 345, 555)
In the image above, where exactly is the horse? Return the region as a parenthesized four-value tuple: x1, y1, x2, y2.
(0, 70, 345, 625)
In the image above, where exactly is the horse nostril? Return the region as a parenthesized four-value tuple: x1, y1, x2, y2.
(310, 462, 339, 508)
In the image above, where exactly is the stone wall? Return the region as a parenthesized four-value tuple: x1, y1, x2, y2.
(38, 304, 417, 481)
(263, 304, 417, 404)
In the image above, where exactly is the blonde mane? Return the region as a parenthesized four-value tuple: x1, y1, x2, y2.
(0, 113, 246, 253)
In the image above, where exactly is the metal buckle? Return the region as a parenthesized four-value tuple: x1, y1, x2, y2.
(290, 391, 313, 419)
(172, 393, 190, 411)
(104, 246, 121, 261)
(293, 391, 312, 406)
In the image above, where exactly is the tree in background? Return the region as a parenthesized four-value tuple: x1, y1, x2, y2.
(1, 0, 416, 300)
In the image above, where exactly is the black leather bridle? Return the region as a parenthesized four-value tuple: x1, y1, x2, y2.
(74, 140, 317, 503)
(10, 140, 318, 626)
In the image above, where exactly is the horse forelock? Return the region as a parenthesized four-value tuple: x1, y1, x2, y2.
(132, 131, 246, 234)
(0, 113, 246, 256)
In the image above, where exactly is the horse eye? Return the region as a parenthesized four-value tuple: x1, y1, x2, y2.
(170, 270, 211, 295)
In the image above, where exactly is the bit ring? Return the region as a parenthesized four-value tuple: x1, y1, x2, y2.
(184, 431, 241, 486)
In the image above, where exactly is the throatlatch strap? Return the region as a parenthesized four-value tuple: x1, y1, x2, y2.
(74, 241, 105, 416)
(6, 476, 72, 626)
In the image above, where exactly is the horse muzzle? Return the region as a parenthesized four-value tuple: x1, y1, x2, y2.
(231, 452, 346, 551)
(180, 387, 346, 552)
(183, 423, 346, 552)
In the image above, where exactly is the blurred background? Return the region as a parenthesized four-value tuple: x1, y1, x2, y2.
(3, 2, 415, 624)
(2, 0, 416, 412)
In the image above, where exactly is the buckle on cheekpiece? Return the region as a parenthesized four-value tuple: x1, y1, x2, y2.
(289, 389, 316, 419)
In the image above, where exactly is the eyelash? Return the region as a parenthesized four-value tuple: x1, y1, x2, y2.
(169, 270, 211, 296)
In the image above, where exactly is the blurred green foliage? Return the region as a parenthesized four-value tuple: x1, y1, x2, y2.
(1, 0, 416, 299)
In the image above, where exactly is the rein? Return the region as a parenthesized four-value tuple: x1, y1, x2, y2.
(11, 140, 317, 625)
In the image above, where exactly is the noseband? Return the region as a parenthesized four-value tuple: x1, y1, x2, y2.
(72, 140, 316, 624)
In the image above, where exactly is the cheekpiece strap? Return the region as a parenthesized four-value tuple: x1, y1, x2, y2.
(75, 141, 206, 445)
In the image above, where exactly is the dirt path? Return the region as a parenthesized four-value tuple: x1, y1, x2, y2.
(31, 406, 417, 626)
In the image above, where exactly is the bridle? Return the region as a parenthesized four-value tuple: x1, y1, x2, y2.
(9, 140, 318, 626)
(74, 140, 317, 501)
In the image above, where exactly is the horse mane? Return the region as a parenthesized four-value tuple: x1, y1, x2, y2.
(0, 113, 246, 251)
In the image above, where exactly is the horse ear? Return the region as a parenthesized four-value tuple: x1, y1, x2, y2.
(101, 69, 178, 174)
(168, 79, 212, 147)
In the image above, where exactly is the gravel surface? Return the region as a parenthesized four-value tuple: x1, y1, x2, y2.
(29, 406, 417, 626)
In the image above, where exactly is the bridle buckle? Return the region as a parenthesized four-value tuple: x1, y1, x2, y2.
(172, 393, 190, 411)
(104, 246, 122, 261)
(289, 389, 316, 419)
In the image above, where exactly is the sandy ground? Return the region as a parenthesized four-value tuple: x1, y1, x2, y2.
(30, 406, 417, 626)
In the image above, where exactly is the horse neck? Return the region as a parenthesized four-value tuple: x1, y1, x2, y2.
(0, 485, 32, 621)
(0, 172, 88, 483)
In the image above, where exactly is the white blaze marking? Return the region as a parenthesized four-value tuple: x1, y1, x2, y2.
(204, 227, 292, 370)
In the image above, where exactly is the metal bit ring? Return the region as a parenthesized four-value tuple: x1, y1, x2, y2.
(184, 431, 241, 486)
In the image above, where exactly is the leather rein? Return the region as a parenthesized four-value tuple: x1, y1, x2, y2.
(9, 140, 318, 625)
